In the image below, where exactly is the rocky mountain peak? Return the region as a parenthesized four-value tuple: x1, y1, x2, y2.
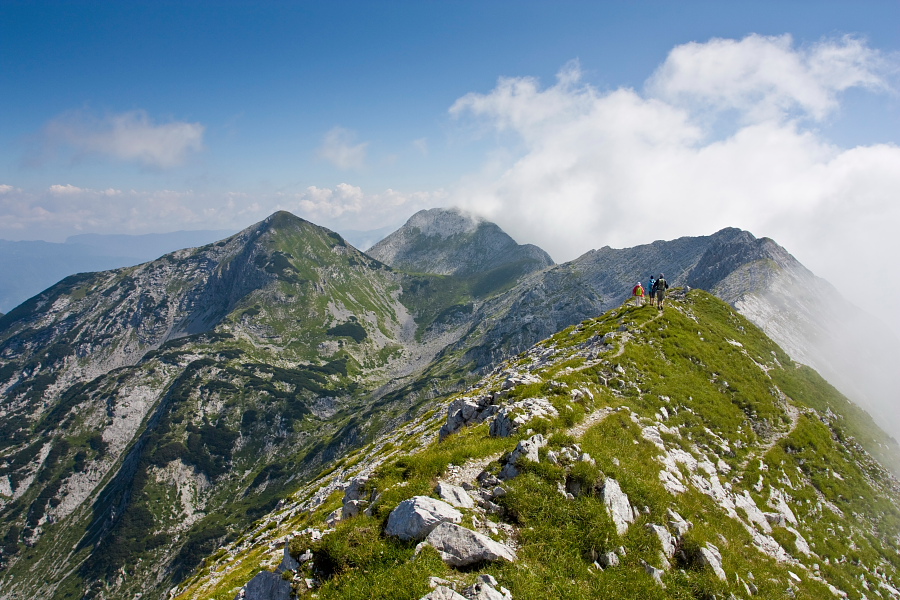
(367, 207, 553, 280)
(403, 207, 483, 238)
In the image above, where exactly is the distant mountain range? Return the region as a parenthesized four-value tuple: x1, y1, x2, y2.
(0, 208, 896, 599)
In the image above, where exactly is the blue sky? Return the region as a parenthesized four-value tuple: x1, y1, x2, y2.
(2, 1, 900, 327)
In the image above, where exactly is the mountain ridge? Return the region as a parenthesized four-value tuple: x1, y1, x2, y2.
(0, 208, 897, 599)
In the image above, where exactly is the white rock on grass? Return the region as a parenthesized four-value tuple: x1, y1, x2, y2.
(601, 478, 634, 535)
(699, 543, 727, 581)
(490, 398, 558, 438)
(420, 586, 468, 600)
(425, 522, 517, 567)
(385, 496, 462, 541)
(436, 482, 475, 509)
(464, 580, 513, 600)
(647, 523, 676, 559)
(499, 434, 547, 480)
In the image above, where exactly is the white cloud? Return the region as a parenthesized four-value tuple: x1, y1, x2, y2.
(41, 109, 205, 168)
(318, 127, 368, 170)
(448, 35, 900, 334)
(49, 184, 85, 194)
(647, 34, 886, 123)
(0, 185, 15, 194)
(290, 183, 445, 229)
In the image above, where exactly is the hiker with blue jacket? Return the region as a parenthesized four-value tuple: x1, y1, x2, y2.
(648, 276, 657, 308)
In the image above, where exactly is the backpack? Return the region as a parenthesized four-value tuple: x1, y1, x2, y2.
(633, 284, 643, 296)
(657, 278, 668, 291)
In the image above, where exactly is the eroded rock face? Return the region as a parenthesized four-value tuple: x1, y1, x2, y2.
(385, 496, 462, 541)
(236, 571, 291, 600)
(424, 522, 517, 567)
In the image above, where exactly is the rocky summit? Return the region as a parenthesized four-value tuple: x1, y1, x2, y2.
(0, 208, 897, 600)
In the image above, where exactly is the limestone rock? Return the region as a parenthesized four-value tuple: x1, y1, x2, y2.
(436, 482, 476, 509)
(425, 522, 517, 567)
(699, 542, 727, 581)
(601, 478, 634, 535)
(490, 398, 557, 438)
(236, 571, 291, 600)
(385, 496, 463, 541)
(277, 538, 299, 573)
(499, 434, 547, 480)
(420, 585, 468, 600)
(598, 551, 619, 568)
(647, 523, 676, 559)
(463, 579, 513, 600)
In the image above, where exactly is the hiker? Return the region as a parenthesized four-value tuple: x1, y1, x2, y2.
(632, 282, 644, 306)
(655, 273, 668, 310)
(648, 276, 657, 307)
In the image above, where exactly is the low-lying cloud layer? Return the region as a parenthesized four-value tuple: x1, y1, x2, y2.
(449, 34, 900, 335)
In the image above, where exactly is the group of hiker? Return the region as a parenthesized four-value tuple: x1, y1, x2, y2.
(632, 274, 668, 310)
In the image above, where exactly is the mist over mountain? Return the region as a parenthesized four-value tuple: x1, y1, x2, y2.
(0, 208, 897, 599)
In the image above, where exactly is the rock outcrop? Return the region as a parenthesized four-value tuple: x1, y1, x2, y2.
(423, 522, 517, 567)
(385, 496, 463, 541)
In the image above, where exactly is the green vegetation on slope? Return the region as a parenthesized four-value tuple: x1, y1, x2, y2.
(178, 290, 900, 600)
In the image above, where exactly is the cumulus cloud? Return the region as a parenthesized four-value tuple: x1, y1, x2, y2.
(288, 183, 445, 229)
(40, 109, 205, 168)
(647, 34, 886, 122)
(49, 184, 85, 195)
(0, 185, 15, 194)
(318, 127, 368, 170)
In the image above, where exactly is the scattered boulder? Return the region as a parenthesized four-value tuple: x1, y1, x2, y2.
(598, 551, 619, 568)
(440, 396, 500, 440)
(277, 538, 300, 573)
(464, 575, 514, 600)
(236, 571, 292, 600)
(641, 559, 666, 587)
(424, 522, 517, 567)
(490, 398, 558, 438)
(420, 586, 468, 600)
(385, 496, 463, 541)
(499, 434, 547, 480)
(647, 523, 676, 560)
(502, 373, 541, 390)
(698, 542, 727, 581)
(667, 509, 692, 538)
(436, 482, 476, 509)
(600, 478, 634, 535)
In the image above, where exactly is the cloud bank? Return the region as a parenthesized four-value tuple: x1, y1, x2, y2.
(448, 35, 900, 335)
(39, 109, 205, 168)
